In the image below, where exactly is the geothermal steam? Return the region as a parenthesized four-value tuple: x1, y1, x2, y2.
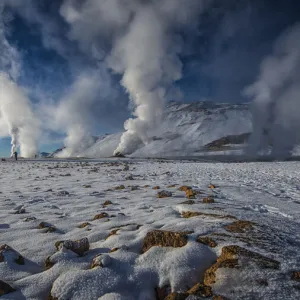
(0, 73, 40, 157)
(245, 23, 300, 157)
(60, 0, 207, 155)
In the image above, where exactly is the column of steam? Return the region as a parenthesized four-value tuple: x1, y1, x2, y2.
(111, 5, 185, 157)
(9, 127, 19, 157)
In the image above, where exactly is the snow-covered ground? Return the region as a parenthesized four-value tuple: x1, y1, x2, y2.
(1, 159, 300, 299)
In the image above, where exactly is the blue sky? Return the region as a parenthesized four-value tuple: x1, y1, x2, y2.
(0, 0, 299, 157)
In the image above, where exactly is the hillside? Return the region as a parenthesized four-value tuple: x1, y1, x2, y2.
(57, 101, 253, 158)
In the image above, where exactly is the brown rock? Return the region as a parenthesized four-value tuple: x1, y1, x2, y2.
(179, 186, 192, 192)
(103, 200, 113, 207)
(209, 184, 216, 189)
(0, 281, 15, 296)
(0, 244, 25, 265)
(110, 247, 119, 253)
(188, 283, 213, 297)
(155, 286, 171, 300)
(78, 222, 91, 228)
(106, 229, 119, 239)
(93, 212, 109, 220)
(153, 186, 160, 190)
(292, 271, 300, 281)
(142, 230, 188, 253)
(225, 220, 256, 233)
(185, 189, 196, 199)
(157, 190, 172, 198)
(45, 256, 55, 269)
(38, 222, 56, 233)
(55, 237, 89, 256)
(204, 245, 280, 286)
(196, 236, 217, 248)
(165, 292, 189, 300)
(167, 184, 177, 188)
(203, 196, 215, 203)
(182, 211, 236, 219)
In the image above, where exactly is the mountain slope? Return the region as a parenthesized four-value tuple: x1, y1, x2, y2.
(60, 101, 253, 158)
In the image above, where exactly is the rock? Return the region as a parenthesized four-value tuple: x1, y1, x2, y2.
(182, 211, 236, 220)
(24, 216, 37, 222)
(155, 286, 171, 300)
(110, 247, 119, 253)
(114, 152, 125, 158)
(78, 222, 91, 228)
(180, 200, 195, 205)
(0, 244, 25, 265)
(209, 184, 216, 189)
(45, 256, 55, 269)
(93, 212, 109, 220)
(203, 196, 215, 203)
(131, 185, 139, 191)
(185, 189, 196, 199)
(196, 236, 217, 248)
(141, 230, 188, 253)
(157, 190, 172, 198)
(125, 175, 134, 180)
(165, 292, 189, 300)
(91, 254, 112, 268)
(123, 165, 129, 171)
(103, 200, 113, 207)
(83, 184, 91, 188)
(225, 220, 256, 233)
(115, 185, 125, 190)
(187, 283, 213, 297)
(0, 280, 15, 296)
(106, 229, 119, 239)
(167, 184, 177, 188)
(57, 190, 69, 196)
(204, 245, 280, 286)
(38, 222, 56, 233)
(55, 237, 89, 256)
(14, 208, 26, 214)
(179, 186, 192, 191)
(292, 271, 300, 281)
(153, 186, 160, 190)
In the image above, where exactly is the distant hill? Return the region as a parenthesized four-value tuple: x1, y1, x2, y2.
(54, 101, 253, 158)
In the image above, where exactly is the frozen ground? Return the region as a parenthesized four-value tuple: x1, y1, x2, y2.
(1, 159, 300, 299)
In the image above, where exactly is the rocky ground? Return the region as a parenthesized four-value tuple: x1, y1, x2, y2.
(0, 159, 300, 299)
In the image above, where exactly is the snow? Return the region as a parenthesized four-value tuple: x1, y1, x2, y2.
(57, 102, 252, 158)
(1, 158, 300, 299)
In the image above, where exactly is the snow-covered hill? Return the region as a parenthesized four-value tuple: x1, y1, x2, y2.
(59, 101, 253, 158)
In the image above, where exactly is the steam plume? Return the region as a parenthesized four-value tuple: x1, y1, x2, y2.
(60, 0, 208, 155)
(0, 73, 40, 157)
(244, 23, 300, 157)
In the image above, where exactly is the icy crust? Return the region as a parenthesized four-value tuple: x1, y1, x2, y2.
(0, 160, 300, 299)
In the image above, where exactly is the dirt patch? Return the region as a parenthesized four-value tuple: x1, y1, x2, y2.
(196, 236, 218, 248)
(157, 190, 172, 198)
(203, 196, 215, 203)
(78, 222, 91, 228)
(142, 230, 189, 253)
(225, 220, 256, 233)
(55, 238, 89, 256)
(204, 245, 280, 286)
(93, 212, 109, 220)
(182, 211, 236, 220)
